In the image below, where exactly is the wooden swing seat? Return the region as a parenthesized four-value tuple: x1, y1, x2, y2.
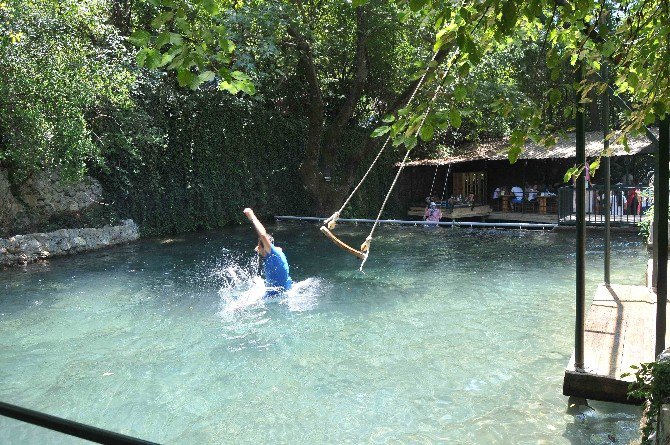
(319, 226, 367, 260)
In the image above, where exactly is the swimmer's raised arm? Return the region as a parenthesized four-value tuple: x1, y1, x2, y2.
(243, 208, 272, 254)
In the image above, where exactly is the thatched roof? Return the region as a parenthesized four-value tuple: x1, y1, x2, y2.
(402, 130, 657, 167)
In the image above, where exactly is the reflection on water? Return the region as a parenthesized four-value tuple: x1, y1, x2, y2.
(0, 225, 646, 444)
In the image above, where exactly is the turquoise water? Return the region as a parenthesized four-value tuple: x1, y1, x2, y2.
(0, 224, 647, 444)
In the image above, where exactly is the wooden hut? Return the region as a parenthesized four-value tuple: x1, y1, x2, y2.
(399, 131, 656, 214)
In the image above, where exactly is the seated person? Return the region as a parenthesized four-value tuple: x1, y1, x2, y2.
(491, 187, 501, 210)
(510, 185, 524, 203)
(527, 185, 538, 201)
(446, 196, 456, 210)
(492, 187, 501, 200)
(424, 202, 442, 222)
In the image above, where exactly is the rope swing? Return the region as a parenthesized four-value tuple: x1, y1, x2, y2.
(321, 51, 456, 271)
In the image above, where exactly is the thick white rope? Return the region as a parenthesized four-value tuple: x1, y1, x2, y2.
(428, 164, 439, 200)
(359, 63, 454, 271)
(324, 52, 440, 228)
(440, 164, 451, 202)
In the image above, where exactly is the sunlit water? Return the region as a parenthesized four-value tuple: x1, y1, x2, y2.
(0, 223, 648, 444)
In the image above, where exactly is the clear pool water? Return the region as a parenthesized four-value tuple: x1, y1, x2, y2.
(0, 224, 647, 444)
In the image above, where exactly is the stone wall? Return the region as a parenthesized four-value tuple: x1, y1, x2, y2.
(0, 220, 139, 267)
(0, 168, 103, 236)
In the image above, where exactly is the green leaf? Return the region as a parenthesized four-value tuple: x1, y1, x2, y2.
(141, 49, 162, 69)
(169, 33, 183, 45)
(201, 0, 219, 14)
(166, 54, 185, 70)
(151, 11, 174, 29)
(409, 0, 428, 12)
(589, 159, 600, 174)
(549, 88, 562, 105)
(128, 30, 151, 47)
(351, 0, 368, 7)
(501, 1, 518, 33)
(392, 135, 405, 147)
(371, 126, 391, 138)
(509, 144, 522, 164)
(404, 136, 418, 150)
(508, 130, 526, 164)
(563, 166, 578, 183)
(235, 79, 256, 95)
(231, 70, 250, 81)
(155, 32, 171, 49)
(136, 48, 150, 66)
(419, 124, 434, 141)
(220, 39, 236, 53)
(177, 69, 195, 87)
(602, 41, 616, 57)
(198, 70, 216, 83)
(157, 52, 175, 67)
(382, 115, 395, 123)
(454, 85, 467, 102)
(219, 81, 239, 94)
(390, 120, 406, 138)
(449, 109, 461, 128)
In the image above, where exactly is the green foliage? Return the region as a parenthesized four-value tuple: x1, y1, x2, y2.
(638, 186, 654, 241)
(95, 83, 308, 236)
(131, 0, 255, 93)
(0, 0, 135, 182)
(93, 79, 398, 236)
(382, 0, 670, 161)
(624, 360, 670, 443)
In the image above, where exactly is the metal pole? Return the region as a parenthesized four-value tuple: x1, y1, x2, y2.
(603, 63, 611, 285)
(575, 64, 586, 369)
(654, 155, 659, 289)
(0, 402, 157, 445)
(656, 117, 669, 356)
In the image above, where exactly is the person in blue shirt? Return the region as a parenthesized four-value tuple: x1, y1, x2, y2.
(243, 208, 292, 297)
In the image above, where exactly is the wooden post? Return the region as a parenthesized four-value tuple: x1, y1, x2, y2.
(575, 64, 586, 369)
(656, 117, 669, 356)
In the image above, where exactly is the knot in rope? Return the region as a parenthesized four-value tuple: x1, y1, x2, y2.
(325, 211, 340, 230)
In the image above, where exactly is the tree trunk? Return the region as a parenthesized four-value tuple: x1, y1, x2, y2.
(111, 0, 132, 36)
(290, 10, 451, 215)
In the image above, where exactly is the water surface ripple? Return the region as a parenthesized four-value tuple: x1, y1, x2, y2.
(0, 224, 646, 444)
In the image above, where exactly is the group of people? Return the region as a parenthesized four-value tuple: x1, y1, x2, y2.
(492, 184, 550, 204)
(598, 181, 649, 216)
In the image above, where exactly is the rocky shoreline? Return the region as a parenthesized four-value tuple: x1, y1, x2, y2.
(0, 219, 139, 267)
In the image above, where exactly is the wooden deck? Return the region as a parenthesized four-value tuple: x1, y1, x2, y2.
(563, 283, 661, 404)
(407, 205, 491, 219)
(487, 211, 558, 224)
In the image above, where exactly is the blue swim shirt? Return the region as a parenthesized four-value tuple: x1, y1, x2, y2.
(263, 245, 292, 296)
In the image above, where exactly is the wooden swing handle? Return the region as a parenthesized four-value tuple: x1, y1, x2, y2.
(319, 226, 367, 260)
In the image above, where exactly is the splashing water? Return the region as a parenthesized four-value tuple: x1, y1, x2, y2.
(280, 277, 329, 312)
(214, 251, 328, 315)
(214, 253, 267, 314)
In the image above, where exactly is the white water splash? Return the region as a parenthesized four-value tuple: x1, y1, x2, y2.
(280, 277, 329, 312)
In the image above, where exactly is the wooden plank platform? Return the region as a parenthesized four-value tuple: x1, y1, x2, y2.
(407, 205, 491, 219)
(487, 212, 558, 224)
(563, 283, 657, 404)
